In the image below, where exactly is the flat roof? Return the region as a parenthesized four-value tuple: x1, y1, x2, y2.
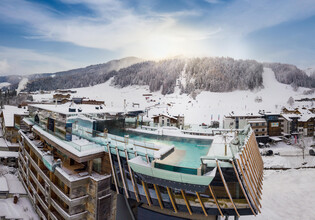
(0, 151, 19, 158)
(248, 119, 267, 123)
(30, 103, 143, 116)
(30, 103, 111, 115)
(0, 176, 8, 192)
(2, 105, 28, 127)
(206, 133, 235, 158)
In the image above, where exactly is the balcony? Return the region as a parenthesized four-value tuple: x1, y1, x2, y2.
(51, 198, 87, 220)
(23, 141, 89, 209)
(29, 169, 46, 195)
(24, 150, 50, 183)
(35, 192, 49, 211)
(50, 181, 88, 208)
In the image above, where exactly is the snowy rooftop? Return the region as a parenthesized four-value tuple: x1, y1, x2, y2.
(0, 176, 8, 192)
(206, 133, 235, 158)
(152, 113, 178, 120)
(0, 151, 19, 158)
(226, 111, 262, 118)
(247, 118, 267, 123)
(33, 124, 104, 157)
(30, 103, 143, 116)
(30, 103, 111, 115)
(2, 105, 28, 127)
(281, 108, 315, 122)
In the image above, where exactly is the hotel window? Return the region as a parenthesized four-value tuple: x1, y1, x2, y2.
(93, 158, 102, 174)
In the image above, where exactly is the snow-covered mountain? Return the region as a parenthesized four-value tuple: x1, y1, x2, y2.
(25, 57, 143, 91)
(0, 57, 143, 91)
(25, 57, 315, 93)
(33, 67, 315, 125)
(1, 56, 314, 95)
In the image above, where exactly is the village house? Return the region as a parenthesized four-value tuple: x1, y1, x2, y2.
(223, 112, 263, 129)
(152, 114, 184, 128)
(53, 93, 71, 100)
(247, 118, 268, 137)
(281, 108, 315, 137)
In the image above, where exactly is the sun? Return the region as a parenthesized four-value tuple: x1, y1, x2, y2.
(145, 35, 188, 59)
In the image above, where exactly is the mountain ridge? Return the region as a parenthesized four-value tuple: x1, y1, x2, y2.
(1, 56, 314, 95)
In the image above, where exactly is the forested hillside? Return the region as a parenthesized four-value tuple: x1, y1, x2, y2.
(25, 57, 142, 91)
(112, 57, 263, 95)
(264, 63, 315, 88)
(1, 56, 313, 95)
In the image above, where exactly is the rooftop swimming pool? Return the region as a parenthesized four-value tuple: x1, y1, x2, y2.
(68, 118, 212, 169)
(113, 130, 212, 169)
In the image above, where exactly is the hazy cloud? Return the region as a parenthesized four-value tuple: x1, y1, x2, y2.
(0, 46, 79, 75)
(0, 59, 10, 74)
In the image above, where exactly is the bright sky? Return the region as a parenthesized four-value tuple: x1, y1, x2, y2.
(1, 0, 315, 75)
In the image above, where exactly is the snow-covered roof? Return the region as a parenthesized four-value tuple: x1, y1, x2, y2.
(264, 112, 281, 116)
(299, 112, 315, 122)
(152, 113, 178, 120)
(33, 125, 104, 157)
(0, 176, 8, 192)
(281, 114, 293, 121)
(1, 105, 28, 127)
(30, 103, 118, 115)
(30, 103, 143, 116)
(227, 111, 261, 118)
(4, 174, 26, 194)
(281, 108, 315, 122)
(247, 118, 267, 123)
(0, 151, 18, 158)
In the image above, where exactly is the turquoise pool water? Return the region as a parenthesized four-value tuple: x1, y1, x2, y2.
(114, 130, 212, 169)
(68, 118, 212, 169)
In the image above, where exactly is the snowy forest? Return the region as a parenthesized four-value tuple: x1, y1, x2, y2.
(112, 57, 264, 95)
(2, 56, 314, 95)
(264, 63, 315, 88)
(24, 57, 141, 91)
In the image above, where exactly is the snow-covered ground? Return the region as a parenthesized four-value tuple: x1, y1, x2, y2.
(0, 197, 39, 219)
(262, 139, 315, 169)
(243, 169, 315, 220)
(0, 165, 38, 220)
(32, 68, 315, 126)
